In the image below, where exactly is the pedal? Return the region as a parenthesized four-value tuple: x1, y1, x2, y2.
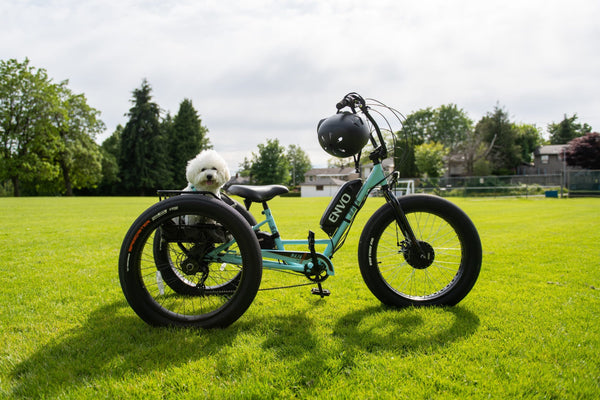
(311, 288, 331, 297)
(311, 283, 331, 298)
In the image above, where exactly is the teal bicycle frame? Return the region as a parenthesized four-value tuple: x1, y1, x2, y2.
(206, 93, 421, 282)
(210, 161, 388, 278)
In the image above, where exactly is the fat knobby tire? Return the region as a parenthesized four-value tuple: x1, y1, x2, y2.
(358, 194, 482, 307)
(118, 195, 262, 328)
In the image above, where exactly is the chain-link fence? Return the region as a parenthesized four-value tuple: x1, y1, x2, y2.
(402, 171, 600, 197)
(566, 170, 600, 197)
(411, 174, 564, 197)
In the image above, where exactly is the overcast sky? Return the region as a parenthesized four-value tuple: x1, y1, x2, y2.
(2, 0, 599, 172)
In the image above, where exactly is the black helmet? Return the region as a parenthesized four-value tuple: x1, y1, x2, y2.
(317, 112, 370, 158)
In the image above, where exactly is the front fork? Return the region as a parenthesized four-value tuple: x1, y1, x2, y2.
(381, 174, 422, 252)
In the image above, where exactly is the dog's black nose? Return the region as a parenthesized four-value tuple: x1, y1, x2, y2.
(206, 174, 213, 180)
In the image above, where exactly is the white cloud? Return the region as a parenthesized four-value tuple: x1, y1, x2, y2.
(1, 0, 599, 171)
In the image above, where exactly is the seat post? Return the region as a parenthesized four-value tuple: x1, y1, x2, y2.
(261, 201, 283, 249)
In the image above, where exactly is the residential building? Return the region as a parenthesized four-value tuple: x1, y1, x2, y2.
(300, 158, 395, 197)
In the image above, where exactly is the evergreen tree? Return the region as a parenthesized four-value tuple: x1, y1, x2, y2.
(167, 99, 211, 188)
(159, 113, 175, 187)
(98, 125, 122, 194)
(119, 79, 170, 195)
(548, 114, 592, 144)
(475, 105, 520, 174)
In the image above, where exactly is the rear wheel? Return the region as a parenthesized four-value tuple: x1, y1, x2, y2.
(151, 193, 254, 295)
(358, 195, 481, 307)
(119, 195, 262, 328)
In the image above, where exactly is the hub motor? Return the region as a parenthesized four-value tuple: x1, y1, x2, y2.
(403, 241, 435, 269)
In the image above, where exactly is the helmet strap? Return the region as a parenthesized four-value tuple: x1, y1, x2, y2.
(353, 151, 361, 173)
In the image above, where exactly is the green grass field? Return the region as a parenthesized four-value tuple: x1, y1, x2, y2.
(1, 195, 599, 399)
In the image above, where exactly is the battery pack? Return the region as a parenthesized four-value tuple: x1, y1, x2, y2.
(320, 179, 362, 236)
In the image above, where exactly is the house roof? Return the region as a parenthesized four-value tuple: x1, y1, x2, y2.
(304, 167, 355, 177)
(300, 177, 346, 186)
(535, 145, 567, 155)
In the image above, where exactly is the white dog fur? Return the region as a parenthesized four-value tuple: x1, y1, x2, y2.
(184, 150, 231, 197)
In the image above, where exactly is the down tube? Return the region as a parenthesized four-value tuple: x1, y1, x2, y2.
(323, 164, 387, 257)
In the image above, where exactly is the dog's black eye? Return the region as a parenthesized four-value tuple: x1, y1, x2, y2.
(201, 168, 206, 171)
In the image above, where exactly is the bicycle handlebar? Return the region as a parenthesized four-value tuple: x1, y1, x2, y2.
(335, 92, 366, 111)
(336, 92, 388, 161)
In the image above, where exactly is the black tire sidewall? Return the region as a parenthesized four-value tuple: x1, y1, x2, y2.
(358, 194, 482, 306)
(118, 195, 262, 328)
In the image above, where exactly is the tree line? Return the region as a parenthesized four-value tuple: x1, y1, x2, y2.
(0, 59, 212, 196)
(2, 58, 597, 196)
(101, 81, 313, 194)
(0, 59, 312, 196)
(392, 103, 595, 178)
(236, 140, 312, 187)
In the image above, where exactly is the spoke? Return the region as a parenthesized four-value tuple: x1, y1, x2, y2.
(375, 210, 465, 299)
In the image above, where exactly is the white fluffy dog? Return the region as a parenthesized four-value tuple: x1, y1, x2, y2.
(184, 150, 231, 197)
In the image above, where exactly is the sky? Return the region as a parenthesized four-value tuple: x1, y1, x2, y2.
(2, 0, 599, 173)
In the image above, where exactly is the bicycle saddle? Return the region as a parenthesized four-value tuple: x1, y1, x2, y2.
(227, 184, 289, 203)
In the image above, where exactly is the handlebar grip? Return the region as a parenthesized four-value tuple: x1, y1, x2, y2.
(336, 92, 365, 110)
(336, 96, 351, 110)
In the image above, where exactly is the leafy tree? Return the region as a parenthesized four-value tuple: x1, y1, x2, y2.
(327, 156, 354, 169)
(167, 99, 211, 188)
(414, 142, 448, 177)
(472, 157, 492, 176)
(399, 108, 434, 143)
(514, 123, 543, 164)
(250, 138, 289, 185)
(0, 58, 61, 196)
(237, 156, 252, 178)
(565, 132, 600, 169)
(459, 128, 493, 176)
(431, 104, 472, 152)
(119, 79, 170, 195)
(475, 105, 520, 174)
(53, 86, 104, 195)
(548, 114, 592, 144)
(287, 144, 311, 185)
(395, 105, 471, 177)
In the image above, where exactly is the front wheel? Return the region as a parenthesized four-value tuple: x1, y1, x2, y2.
(358, 195, 482, 307)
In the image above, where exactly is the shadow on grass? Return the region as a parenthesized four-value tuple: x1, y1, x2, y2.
(10, 300, 479, 397)
(10, 300, 252, 398)
(333, 304, 480, 353)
